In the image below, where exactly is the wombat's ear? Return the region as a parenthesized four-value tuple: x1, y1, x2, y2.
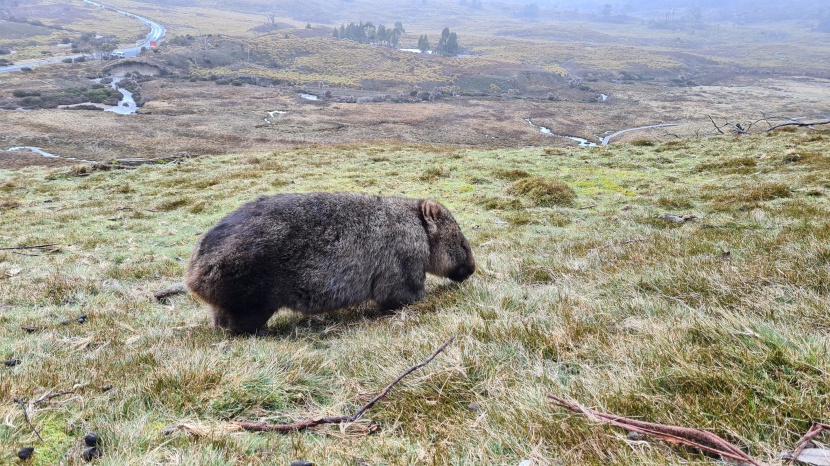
(420, 200, 442, 234)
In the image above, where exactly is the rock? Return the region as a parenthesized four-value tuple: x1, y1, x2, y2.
(82, 447, 101, 462)
(657, 213, 698, 223)
(627, 431, 647, 441)
(17, 447, 35, 460)
(4, 358, 21, 367)
(84, 432, 100, 447)
(290, 461, 313, 466)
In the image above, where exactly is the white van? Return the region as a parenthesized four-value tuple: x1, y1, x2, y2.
(112, 51, 125, 58)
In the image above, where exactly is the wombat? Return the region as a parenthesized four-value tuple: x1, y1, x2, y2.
(185, 192, 475, 333)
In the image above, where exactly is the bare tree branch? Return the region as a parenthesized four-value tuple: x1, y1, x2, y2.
(0, 244, 58, 251)
(233, 335, 456, 432)
(707, 113, 830, 136)
(153, 284, 187, 301)
(13, 398, 44, 443)
(790, 422, 830, 465)
(547, 394, 764, 466)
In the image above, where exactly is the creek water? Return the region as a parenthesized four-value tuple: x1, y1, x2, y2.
(6, 146, 95, 163)
(526, 119, 598, 147)
(91, 78, 137, 114)
(264, 110, 288, 123)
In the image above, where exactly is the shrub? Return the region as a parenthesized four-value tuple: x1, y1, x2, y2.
(13, 90, 41, 97)
(493, 169, 531, 181)
(508, 176, 576, 207)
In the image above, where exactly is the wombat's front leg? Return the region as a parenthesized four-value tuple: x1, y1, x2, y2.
(212, 306, 272, 334)
(372, 276, 426, 312)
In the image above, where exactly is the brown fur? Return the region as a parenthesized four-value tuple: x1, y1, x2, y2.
(185, 192, 475, 333)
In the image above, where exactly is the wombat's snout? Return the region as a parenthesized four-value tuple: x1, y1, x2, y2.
(448, 262, 475, 282)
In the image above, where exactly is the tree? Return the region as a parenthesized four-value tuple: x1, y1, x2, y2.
(394, 21, 405, 34)
(446, 32, 458, 55)
(332, 27, 339, 38)
(417, 35, 430, 53)
(436, 27, 459, 55)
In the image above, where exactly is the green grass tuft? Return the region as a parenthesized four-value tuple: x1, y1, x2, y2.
(508, 176, 576, 207)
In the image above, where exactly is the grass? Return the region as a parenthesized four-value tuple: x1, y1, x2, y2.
(1, 130, 829, 464)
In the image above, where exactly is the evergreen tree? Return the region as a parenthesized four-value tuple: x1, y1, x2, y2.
(417, 35, 430, 53)
(446, 32, 459, 55)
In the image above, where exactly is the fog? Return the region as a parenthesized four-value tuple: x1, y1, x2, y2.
(223, 0, 830, 32)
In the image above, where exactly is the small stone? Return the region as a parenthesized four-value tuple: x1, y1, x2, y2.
(84, 432, 100, 447)
(627, 431, 646, 441)
(17, 447, 35, 460)
(289, 461, 313, 466)
(101, 384, 113, 392)
(81, 447, 101, 462)
(4, 358, 21, 367)
(467, 402, 482, 412)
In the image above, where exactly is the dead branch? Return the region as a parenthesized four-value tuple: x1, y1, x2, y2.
(0, 244, 58, 251)
(233, 335, 456, 433)
(707, 115, 725, 135)
(707, 113, 830, 135)
(33, 390, 76, 405)
(766, 118, 830, 131)
(790, 422, 830, 465)
(13, 398, 44, 443)
(547, 394, 764, 466)
(153, 284, 187, 302)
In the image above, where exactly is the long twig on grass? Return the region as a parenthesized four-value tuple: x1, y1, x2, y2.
(33, 390, 76, 405)
(13, 398, 44, 443)
(790, 422, 830, 465)
(233, 335, 456, 433)
(547, 394, 764, 466)
(153, 284, 187, 302)
(0, 244, 58, 251)
(707, 113, 830, 135)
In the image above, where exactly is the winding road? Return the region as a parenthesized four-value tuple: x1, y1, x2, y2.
(0, 0, 165, 74)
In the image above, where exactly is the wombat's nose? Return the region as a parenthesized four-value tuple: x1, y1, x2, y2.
(449, 263, 475, 282)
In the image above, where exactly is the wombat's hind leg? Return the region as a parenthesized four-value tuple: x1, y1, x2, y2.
(211, 306, 273, 335)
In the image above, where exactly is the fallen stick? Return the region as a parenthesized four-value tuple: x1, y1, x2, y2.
(233, 335, 456, 432)
(0, 244, 58, 251)
(790, 422, 830, 465)
(153, 284, 187, 301)
(13, 398, 44, 443)
(547, 394, 764, 466)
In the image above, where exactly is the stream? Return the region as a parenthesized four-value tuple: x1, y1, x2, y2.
(92, 78, 137, 114)
(6, 146, 95, 164)
(526, 119, 598, 147)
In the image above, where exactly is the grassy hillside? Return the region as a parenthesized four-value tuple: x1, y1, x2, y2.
(1, 130, 828, 464)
